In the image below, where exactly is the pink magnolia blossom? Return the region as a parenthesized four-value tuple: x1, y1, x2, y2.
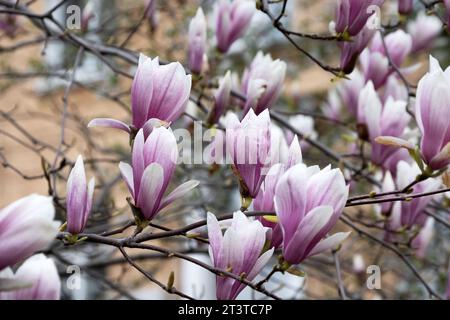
(241, 52, 286, 115)
(411, 217, 434, 259)
(188, 8, 207, 74)
(0, 195, 59, 271)
(209, 71, 232, 125)
(360, 30, 412, 89)
(254, 136, 303, 248)
(225, 109, 271, 198)
(416, 56, 450, 170)
(88, 54, 191, 135)
(215, 0, 256, 53)
(207, 211, 274, 300)
(0, 254, 60, 300)
(357, 81, 411, 165)
(66, 155, 95, 235)
(337, 69, 365, 116)
(334, 0, 385, 36)
(119, 127, 199, 221)
(389, 161, 441, 229)
(339, 25, 375, 74)
(274, 163, 350, 265)
(407, 12, 442, 53)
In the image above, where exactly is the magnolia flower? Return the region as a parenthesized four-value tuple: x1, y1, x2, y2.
(357, 81, 411, 165)
(274, 163, 350, 265)
(411, 217, 434, 259)
(119, 127, 199, 221)
(339, 24, 375, 74)
(360, 30, 412, 89)
(269, 127, 303, 168)
(0, 195, 59, 271)
(66, 155, 95, 235)
(383, 74, 408, 102)
(286, 115, 317, 151)
(322, 89, 342, 122)
(337, 69, 365, 116)
(0, 254, 60, 300)
(188, 7, 207, 74)
(225, 109, 271, 198)
(389, 161, 441, 229)
(407, 12, 442, 53)
(383, 148, 411, 177)
(215, 0, 256, 53)
(334, 0, 385, 37)
(398, 0, 413, 15)
(241, 52, 286, 115)
(416, 56, 450, 170)
(208, 71, 232, 125)
(378, 171, 395, 215)
(88, 54, 191, 135)
(207, 211, 274, 300)
(254, 136, 303, 248)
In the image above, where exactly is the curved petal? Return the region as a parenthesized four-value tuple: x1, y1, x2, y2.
(207, 212, 223, 266)
(307, 232, 351, 258)
(136, 163, 165, 220)
(131, 54, 155, 129)
(143, 126, 178, 190)
(84, 177, 95, 226)
(87, 118, 130, 133)
(159, 180, 199, 210)
(66, 155, 87, 234)
(247, 247, 274, 281)
(118, 162, 134, 198)
(132, 129, 146, 196)
(283, 205, 334, 265)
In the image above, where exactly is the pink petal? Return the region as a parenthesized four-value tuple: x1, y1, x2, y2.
(87, 118, 130, 133)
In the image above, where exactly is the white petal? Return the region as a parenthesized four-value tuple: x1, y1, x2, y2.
(87, 118, 130, 133)
(159, 180, 199, 210)
(308, 232, 351, 257)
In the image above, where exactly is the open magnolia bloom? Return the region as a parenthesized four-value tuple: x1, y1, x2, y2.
(377, 56, 450, 172)
(208, 71, 232, 125)
(360, 30, 412, 89)
(407, 12, 442, 53)
(241, 51, 286, 115)
(415, 56, 450, 170)
(274, 163, 350, 265)
(88, 54, 191, 136)
(388, 161, 441, 230)
(188, 7, 207, 75)
(207, 211, 274, 300)
(215, 0, 256, 53)
(0, 195, 59, 271)
(119, 127, 199, 223)
(0, 254, 60, 300)
(254, 135, 303, 248)
(357, 81, 411, 166)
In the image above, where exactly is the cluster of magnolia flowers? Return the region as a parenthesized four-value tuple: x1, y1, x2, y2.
(2, 0, 450, 300)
